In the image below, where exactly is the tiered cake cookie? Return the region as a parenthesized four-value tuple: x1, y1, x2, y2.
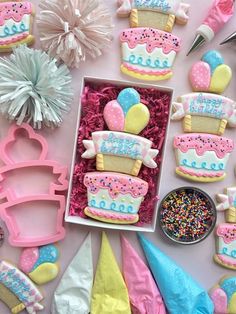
(172, 51, 235, 183)
(214, 187, 236, 270)
(0, 1, 35, 52)
(172, 51, 234, 135)
(82, 88, 158, 224)
(117, 0, 190, 30)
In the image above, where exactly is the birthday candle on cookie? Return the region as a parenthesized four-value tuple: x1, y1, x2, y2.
(0, 1, 35, 52)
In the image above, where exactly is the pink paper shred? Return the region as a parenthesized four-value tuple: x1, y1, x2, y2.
(69, 82, 171, 225)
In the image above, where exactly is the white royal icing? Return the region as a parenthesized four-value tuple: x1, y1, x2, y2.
(87, 189, 143, 214)
(121, 42, 176, 72)
(0, 15, 30, 42)
(218, 237, 236, 259)
(176, 149, 230, 172)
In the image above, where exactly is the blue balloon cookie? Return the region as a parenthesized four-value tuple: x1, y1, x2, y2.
(117, 88, 140, 115)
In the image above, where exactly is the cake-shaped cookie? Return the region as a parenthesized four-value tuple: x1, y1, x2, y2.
(0, 1, 35, 52)
(120, 28, 181, 81)
(82, 88, 159, 176)
(84, 172, 148, 224)
(172, 50, 235, 135)
(117, 0, 190, 30)
(174, 133, 234, 182)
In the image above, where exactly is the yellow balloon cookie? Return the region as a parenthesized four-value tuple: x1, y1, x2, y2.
(29, 263, 59, 285)
(124, 103, 150, 135)
(209, 64, 232, 94)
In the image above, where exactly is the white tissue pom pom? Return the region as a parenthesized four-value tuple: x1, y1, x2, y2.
(37, 0, 113, 68)
(0, 45, 73, 129)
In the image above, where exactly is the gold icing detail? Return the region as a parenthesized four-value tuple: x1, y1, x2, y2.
(11, 304, 25, 314)
(176, 168, 226, 183)
(96, 154, 104, 171)
(130, 9, 138, 27)
(131, 160, 142, 176)
(164, 14, 175, 32)
(218, 119, 227, 135)
(226, 207, 236, 223)
(121, 64, 172, 81)
(84, 207, 139, 224)
(183, 115, 192, 132)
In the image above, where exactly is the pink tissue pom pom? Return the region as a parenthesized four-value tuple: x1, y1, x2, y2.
(37, 0, 114, 68)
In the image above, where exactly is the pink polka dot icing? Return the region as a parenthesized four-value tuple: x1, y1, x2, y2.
(174, 134, 234, 159)
(19, 247, 39, 273)
(189, 61, 211, 91)
(216, 223, 236, 244)
(120, 27, 181, 54)
(0, 2, 32, 26)
(103, 100, 125, 132)
(84, 172, 148, 199)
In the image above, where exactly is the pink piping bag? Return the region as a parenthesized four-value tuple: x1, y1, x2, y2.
(187, 0, 235, 55)
(121, 235, 167, 314)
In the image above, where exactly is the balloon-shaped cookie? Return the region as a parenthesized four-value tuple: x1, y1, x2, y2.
(189, 50, 232, 94)
(104, 88, 150, 135)
(19, 244, 59, 285)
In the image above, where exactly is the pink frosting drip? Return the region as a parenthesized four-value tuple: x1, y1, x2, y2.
(0, 2, 32, 26)
(84, 172, 148, 199)
(87, 207, 137, 221)
(120, 28, 181, 54)
(217, 223, 236, 244)
(174, 134, 234, 159)
(178, 166, 224, 177)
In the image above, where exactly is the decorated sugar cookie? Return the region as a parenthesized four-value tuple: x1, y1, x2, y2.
(84, 172, 148, 224)
(174, 133, 234, 182)
(0, 260, 44, 313)
(82, 88, 158, 176)
(0, 1, 35, 52)
(117, 0, 190, 27)
(172, 50, 235, 135)
(190, 51, 232, 94)
(214, 187, 236, 270)
(209, 276, 236, 314)
(120, 28, 181, 81)
(82, 87, 157, 224)
(19, 244, 59, 285)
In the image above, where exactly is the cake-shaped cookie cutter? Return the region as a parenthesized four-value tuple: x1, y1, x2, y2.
(172, 50, 234, 135)
(0, 1, 35, 52)
(0, 123, 68, 247)
(214, 187, 236, 270)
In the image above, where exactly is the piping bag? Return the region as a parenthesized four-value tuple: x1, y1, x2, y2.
(187, 0, 235, 55)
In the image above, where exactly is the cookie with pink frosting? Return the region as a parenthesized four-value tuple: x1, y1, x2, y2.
(174, 133, 234, 182)
(209, 276, 236, 314)
(84, 172, 148, 224)
(0, 1, 35, 52)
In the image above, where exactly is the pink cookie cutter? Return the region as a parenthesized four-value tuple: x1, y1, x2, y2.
(0, 123, 68, 247)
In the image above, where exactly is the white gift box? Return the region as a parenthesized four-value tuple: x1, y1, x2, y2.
(65, 77, 173, 232)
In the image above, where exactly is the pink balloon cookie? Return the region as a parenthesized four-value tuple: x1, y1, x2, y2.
(209, 276, 236, 314)
(19, 244, 59, 285)
(189, 50, 232, 94)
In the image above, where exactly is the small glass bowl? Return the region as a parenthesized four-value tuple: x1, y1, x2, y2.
(158, 186, 216, 245)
